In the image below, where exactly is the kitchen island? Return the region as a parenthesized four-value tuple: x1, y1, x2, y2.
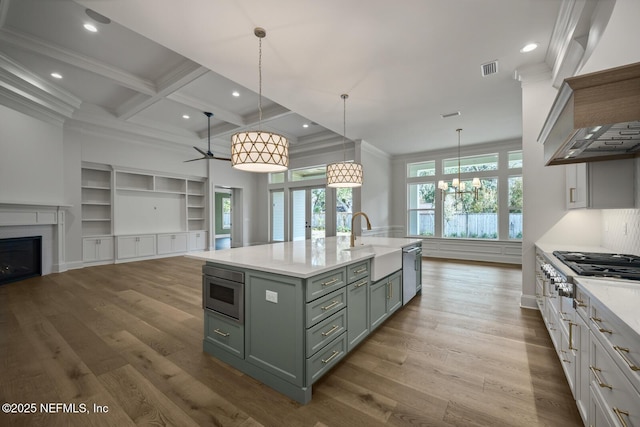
(188, 236, 421, 404)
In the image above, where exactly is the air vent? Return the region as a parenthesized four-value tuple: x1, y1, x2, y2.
(481, 60, 499, 77)
(440, 111, 461, 119)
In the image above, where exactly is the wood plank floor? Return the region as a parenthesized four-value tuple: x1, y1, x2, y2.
(0, 256, 583, 426)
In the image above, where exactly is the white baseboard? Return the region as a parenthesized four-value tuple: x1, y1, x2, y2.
(520, 294, 538, 310)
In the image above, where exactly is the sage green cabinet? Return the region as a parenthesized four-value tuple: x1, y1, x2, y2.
(347, 276, 369, 351)
(370, 270, 402, 331)
(245, 271, 305, 387)
(204, 310, 244, 358)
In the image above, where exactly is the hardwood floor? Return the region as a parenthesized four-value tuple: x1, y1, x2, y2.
(0, 257, 583, 426)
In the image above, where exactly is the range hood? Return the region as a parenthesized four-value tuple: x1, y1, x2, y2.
(538, 62, 640, 166)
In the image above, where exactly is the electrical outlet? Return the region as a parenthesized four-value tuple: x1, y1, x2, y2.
(266, 290, 278, 303)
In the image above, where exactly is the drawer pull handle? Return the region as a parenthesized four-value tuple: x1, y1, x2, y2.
(322, 350, 340, 364)
(613, 346, 640, 371)
(568, 322, 576, 350)
(575, 298, 587, 307)
(353, 267, 367, 274)
(354, 280, 367, 288)
(613, 408, 629, 427)
(589, 366, 612, 389)
(591, 317, 613, 334)
(321, 325, 339, 337)
(321, 278, 338, 287)
(213, 329, 230, 337)
(321, 300, 339, 311)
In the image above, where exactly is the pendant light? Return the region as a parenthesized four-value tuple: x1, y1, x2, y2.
(438, 128, 481, 199)
(326, 94, 363, 187)
(231, 27, 289, 173)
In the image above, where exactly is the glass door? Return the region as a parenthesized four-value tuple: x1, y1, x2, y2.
(291, 187, 325, 241)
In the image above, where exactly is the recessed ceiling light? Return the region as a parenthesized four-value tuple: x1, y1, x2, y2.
(303, 123, 309, 128)
(84, 23, 98, 32)
(182, 114, 190, 119)
(520, 43, 538, 53)
(232, 91, 240, 97)
(51, 72, 62, 79)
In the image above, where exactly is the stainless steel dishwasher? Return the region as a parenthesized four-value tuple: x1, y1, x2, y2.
(402, 245, 422, 305)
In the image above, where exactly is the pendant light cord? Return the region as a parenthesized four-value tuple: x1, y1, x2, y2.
(341, 93, 349, 162)
(258, 35, 263, 130)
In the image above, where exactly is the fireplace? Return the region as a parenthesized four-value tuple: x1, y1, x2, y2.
(0, 236, 42, 285)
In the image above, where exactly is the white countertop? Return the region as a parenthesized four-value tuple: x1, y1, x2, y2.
(187, 236, 421, 278)
(575, 276, 640, 338)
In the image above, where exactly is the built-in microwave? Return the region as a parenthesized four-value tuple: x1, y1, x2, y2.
(202, 265, 244, 323)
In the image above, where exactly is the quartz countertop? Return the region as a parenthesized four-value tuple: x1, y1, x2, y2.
(575, 276, 640, 338)
(187, 236, 421, 278)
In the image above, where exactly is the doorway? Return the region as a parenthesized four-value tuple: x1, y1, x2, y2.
(291, 187, 326, 241)
(214, 190, 232, 249)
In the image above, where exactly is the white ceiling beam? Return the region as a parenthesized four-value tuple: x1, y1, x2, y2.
(116, 61, 209, 120)
(167, 91, 245, 126)
(0, 27, 156, 94)
(0, 0, 11, 29)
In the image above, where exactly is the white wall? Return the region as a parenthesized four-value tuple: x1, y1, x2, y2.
(0, 105, 64, 204)
(360, 141, 393, 235)
(521, 76, 566, 307)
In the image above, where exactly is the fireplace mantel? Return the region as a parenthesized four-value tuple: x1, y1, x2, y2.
(0, 201, 71, 273)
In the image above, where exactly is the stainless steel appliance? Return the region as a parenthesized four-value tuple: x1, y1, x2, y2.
(402, 245, 422, 305)
(202, 265, 244, 323)
(552, 251, 640, 281)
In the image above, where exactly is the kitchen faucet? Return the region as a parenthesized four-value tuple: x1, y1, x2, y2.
(350, 212, 372, 247)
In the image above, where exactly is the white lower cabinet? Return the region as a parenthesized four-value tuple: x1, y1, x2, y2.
(82, 237, 114, 263)
(188, 231, 207, 251)
(157, 233, 188, 255)
(116, 235, 156, 260)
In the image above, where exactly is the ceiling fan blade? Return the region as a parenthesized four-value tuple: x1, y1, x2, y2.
(184, 156, 205, 162)
(213, 156, 232, 162)
(193, 146, 207, 156)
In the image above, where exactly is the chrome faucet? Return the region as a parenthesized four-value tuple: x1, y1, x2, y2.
(350, 212, 372, 247)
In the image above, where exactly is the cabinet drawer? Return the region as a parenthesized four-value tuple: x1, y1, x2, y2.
(590, 333, 640, 426)
(347, 260, 369, 283)
(306, 332, 346, 385)
(306, 287, 347, 328)
(574, 285, 590, 320)
(306, 308, 346, 357)
(590, 301, 640, 393)
(306, 268, 346, 302)
(204, 311, 244, 358)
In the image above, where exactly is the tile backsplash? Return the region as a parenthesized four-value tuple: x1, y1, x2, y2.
(602, 209, 640, 255)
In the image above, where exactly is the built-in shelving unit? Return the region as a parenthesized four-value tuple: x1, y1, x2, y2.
(81, 165, 112, 237)
(187, 180, 206, 232)
(81, 164, 208, 264)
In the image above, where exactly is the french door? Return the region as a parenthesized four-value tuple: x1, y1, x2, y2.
(291, 187, 325, 241)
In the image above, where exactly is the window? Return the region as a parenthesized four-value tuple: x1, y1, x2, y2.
(443, 178, 498, 239)
(443, 154, 498, 174)
(270, 190, 284, 241)
(408, 182, 435, 236)
(407, 145, 521, 241)
(508, 176, 523, 239)
(269, 172, 285, 184)
(289, 166, 326, 182)
(336, 187, 353, 236)
(508, 151, 523, 169)
(222, 197, 231, 230)
(407, 161, 435, 177)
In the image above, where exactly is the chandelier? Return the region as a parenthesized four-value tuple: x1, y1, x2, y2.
(326, 94, 363, 187)
(231, 27, 289, 173)
(438, 128, 481, 200)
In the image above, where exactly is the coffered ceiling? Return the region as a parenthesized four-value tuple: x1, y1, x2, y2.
(0, 0, 563, 159)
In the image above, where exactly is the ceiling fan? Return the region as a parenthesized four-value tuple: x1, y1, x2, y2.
(185, 112, 231, 162)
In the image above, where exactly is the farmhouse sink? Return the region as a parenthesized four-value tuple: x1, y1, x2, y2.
(343, 244, 402, 281)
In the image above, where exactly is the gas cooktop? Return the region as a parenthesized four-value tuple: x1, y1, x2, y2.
(553, 251, 640, 281)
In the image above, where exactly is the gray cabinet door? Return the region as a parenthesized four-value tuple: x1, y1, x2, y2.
(347, 277, 369, 351)
(245, 271, 305, 387)
(388, 271, 402, 315)
(369, 278, 388, 330)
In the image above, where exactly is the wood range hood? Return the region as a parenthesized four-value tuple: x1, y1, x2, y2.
(538, 61, 640, 166)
